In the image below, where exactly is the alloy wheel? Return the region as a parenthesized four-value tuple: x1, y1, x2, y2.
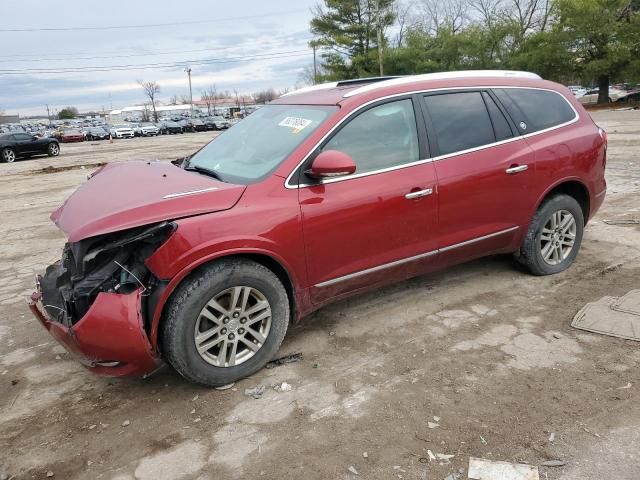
(2, 149, 15, 163)
(540, 209, 576, 265)
(49, 143, 59, 156)
(194, 286, 272, 367)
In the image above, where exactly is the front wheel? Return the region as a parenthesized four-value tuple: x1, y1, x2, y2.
(161, 259, 289, 386)
(48, 142, 60, 156)
(517, 194, 584, 276)
(1, 147, 16, 163)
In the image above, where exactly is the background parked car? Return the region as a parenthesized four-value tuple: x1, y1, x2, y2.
(109, 124, 134, 139)
(204, 115, 230, 130)
(60, 130, 84, 143)
(85, 127, 110, 141)
(578, 87, 626, 105)
(159, 120, 183, 134)
(615, 88, 640, 103)
(139, 122, 160, 136)
(0, 133, 60, 163)
(190, 118, 207, 132)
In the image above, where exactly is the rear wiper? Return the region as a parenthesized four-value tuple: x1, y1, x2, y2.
(184, 164, 225, 182)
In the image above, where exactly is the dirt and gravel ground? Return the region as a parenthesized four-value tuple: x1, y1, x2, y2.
(1, 112, 639, 480)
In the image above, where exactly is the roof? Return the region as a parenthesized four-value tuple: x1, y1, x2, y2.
(272, 70, 543, 106)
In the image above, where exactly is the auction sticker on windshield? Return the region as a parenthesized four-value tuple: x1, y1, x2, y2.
(278, 117, 313, 132)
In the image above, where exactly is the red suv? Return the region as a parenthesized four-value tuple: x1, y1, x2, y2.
(30, 71, 607, 386)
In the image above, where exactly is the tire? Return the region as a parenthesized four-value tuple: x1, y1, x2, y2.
(1, 147, 16, 163)
(48, 142, 60, 157)
(517, 194, 584, 276)
(161, 259, 290, 387)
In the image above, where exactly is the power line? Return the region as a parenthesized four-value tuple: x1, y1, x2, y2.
(0, 41, 308, 63)
(0, 50, 310, 75)
(0, 10, 308, 33)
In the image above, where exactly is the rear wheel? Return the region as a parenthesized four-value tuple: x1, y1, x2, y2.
(1, 147, 16, 163)
(161, 259, 289, 386)
(517, 194, 584, 275)
(48, 143, 60, 157)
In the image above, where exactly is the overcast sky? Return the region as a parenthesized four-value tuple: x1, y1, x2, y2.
(0, 0, 318, 117)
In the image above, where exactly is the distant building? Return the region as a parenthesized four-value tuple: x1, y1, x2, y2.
(107, 97, 258, 123)
(0, 114, 20, 124)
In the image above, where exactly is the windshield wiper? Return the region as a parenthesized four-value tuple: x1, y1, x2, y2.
(184, 164, 225, 182)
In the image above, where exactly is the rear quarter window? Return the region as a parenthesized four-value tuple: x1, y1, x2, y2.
(494, 88, 577, 134)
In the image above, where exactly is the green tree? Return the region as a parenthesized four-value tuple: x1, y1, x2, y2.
(58, 107, 78, 119)
(311, 0, 396, 79)
(555, 0, 640, 102)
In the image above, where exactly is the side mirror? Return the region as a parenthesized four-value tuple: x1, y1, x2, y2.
(306, 150, 356, 180)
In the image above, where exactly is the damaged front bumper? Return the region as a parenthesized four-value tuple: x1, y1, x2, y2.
(29, 286, 161, 377)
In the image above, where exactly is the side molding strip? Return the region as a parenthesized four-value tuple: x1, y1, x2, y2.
(314, 226, 519, 288)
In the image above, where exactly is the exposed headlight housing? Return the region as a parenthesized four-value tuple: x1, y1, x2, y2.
(40, 222, 176, 326)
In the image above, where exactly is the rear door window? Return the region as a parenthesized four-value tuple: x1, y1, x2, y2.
(423, 92, 496, 156)
(493, 88, 576, 134)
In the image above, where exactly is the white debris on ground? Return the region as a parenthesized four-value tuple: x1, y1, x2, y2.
(467, 457, 539, 480)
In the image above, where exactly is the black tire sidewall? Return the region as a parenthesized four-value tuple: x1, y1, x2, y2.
(524, 195, 584, 275)
(163, 260, 289, 386)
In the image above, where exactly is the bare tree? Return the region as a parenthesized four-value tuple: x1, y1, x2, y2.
(233, 88, 240, 109)
(394, 1, 417, 47)
(138, 80, 160, 122)
(141, 103, 151, 122)
(420, 0, 468, 35)
(200, 85, 218, 115)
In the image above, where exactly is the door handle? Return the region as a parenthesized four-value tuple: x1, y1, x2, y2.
(505, 164, 528, 174)
(405, 188, 433, 200)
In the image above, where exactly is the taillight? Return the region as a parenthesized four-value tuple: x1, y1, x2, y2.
(597, 127, 607, 169)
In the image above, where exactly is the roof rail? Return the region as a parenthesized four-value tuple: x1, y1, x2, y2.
(336, 76, 401, 87)
(342, 70, 542, 98)
(280, 76, 402, 98)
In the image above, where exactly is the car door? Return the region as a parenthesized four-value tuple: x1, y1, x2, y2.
(296, 97, 439, 304)
(12, 133, 36, 154)
(421, 90, 536, 266)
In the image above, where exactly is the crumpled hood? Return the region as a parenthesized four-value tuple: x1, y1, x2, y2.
(51, 161, 246, 242)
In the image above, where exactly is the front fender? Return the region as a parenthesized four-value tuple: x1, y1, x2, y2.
(146, 243, 303, 349)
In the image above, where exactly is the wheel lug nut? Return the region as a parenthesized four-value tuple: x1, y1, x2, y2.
(233, 312, 239, 318)
(240, 317, 246, 324)
(229, 333, 235, 340)
(238, 328, 244, 334)
(221, 328, 227, 334)
(223, 318, 229, 324)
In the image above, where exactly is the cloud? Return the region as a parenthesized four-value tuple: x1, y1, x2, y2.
(0, 0, 317, 116)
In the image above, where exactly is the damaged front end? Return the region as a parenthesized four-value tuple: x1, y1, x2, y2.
(30, 222, 175, 377)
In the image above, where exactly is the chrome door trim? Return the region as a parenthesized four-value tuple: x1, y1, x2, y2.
(438, 226, 519, 253)
(505, 165, 529, 174)
(284, 86, 578, 190)
(314, 249, 438, 288)
(405, 188, 434, 199)
(314, 226, 519, 288)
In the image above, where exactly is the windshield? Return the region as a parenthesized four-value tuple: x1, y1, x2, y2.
(188, 104, 337, 184)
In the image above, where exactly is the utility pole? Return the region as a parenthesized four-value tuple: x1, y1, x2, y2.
(313, 44, 318, 85)
(45, 104, 51, 126)
(185, 66, 193, 117)
(376, 0, 384, 76)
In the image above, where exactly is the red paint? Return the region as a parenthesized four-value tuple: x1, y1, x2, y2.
(30, 289, 160, 377)
(32, 74, 606, 378)
(51, 161, 245, 242)
(307, 150, 357, 177)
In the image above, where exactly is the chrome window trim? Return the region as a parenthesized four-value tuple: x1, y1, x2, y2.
(314, 226, 519, 288)
(284, 86, 579, 189)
